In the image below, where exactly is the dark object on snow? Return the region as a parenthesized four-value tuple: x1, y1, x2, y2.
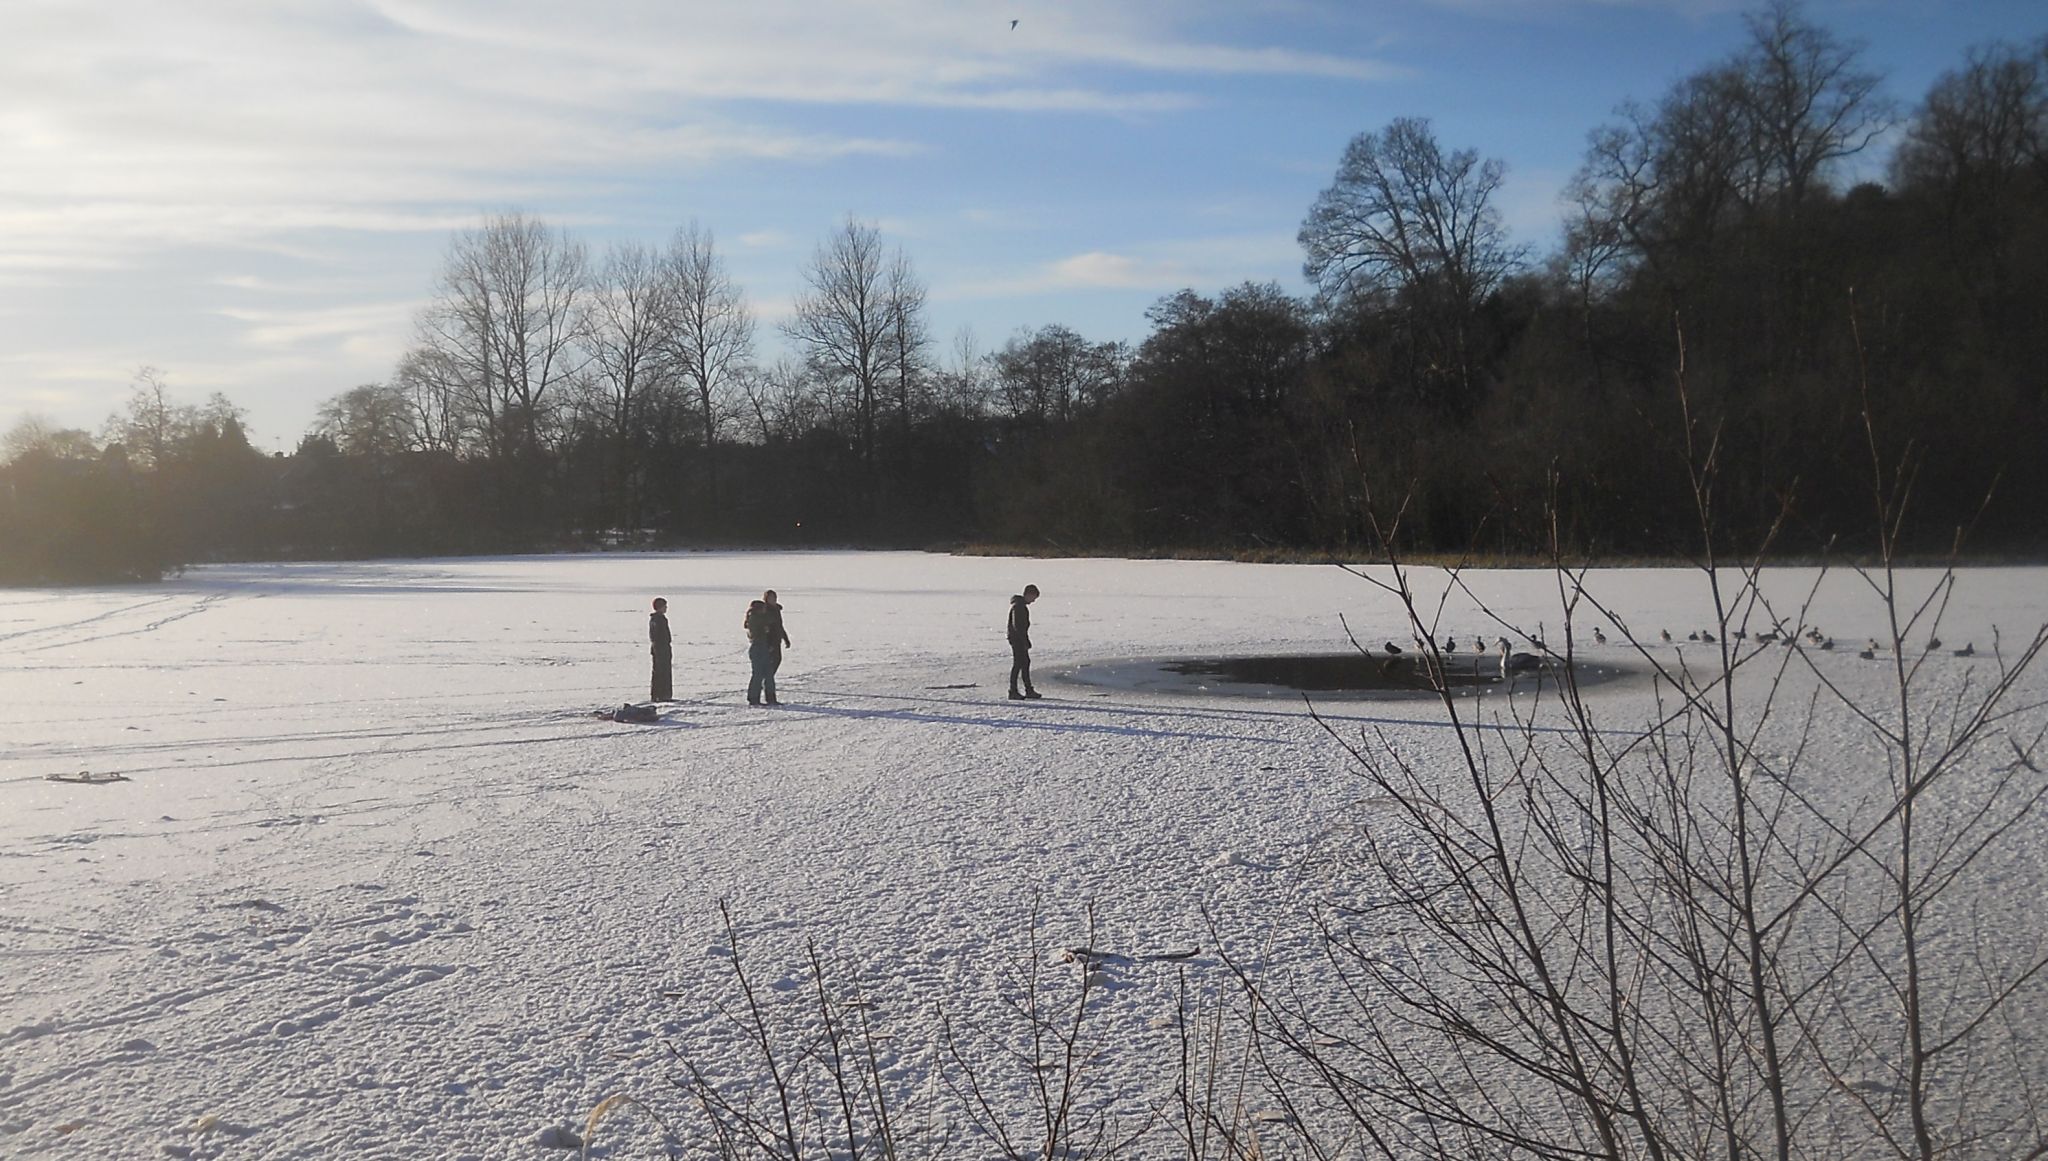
(600, 703, 660, 723)
(46, 770, 130, 784)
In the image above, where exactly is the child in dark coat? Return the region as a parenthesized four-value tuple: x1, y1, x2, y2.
(1008, 584, 1040, 699)
(649, 597, 673, 702)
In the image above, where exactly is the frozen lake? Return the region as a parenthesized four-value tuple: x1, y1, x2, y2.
(3, 552, 2044, 1157)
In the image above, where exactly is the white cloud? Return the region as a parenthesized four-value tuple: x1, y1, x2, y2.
(0, 383, 95, 416)
(737, 231, 797, 250)
(214, 301, 423, 354)
(1421, 0, 1744, 16)
(0, 351, 157, 431)
(950, 232, 1303, 300)
(1050, 252, 1176, 289)
(0, 1, 1393, 281)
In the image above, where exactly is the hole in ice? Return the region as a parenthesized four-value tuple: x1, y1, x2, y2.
(1061, 653, 1632, 699)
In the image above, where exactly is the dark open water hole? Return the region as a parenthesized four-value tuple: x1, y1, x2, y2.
(1059, 653, 1635, 700)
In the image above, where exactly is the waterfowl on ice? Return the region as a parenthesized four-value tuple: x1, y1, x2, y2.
(1495, 637, 1544, 681)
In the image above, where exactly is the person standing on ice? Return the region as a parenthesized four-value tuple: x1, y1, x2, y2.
(649, 597, 673, 702)
(1008, 584, 1042, 699)
(744, 590, 792, 706)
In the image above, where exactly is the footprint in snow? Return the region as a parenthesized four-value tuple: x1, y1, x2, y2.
(1209, 850, 1276, 870)
(536, 1124, 583, 1149)
(5, 1020, 58, 1043)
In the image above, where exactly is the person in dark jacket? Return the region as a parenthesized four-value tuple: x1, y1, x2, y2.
(744, 590, 792, 706)
(1008, 584, 1041, 699)
(649, 597, 673, 702)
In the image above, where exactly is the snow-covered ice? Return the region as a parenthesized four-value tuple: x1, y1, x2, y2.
(2, 552, 2044, 1157)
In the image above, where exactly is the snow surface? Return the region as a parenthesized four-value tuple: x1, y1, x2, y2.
(2, 552, 2044, 1157)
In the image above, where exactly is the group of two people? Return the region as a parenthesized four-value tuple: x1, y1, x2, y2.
(644, 583, 1042, 706)
(648, 590, 792, 706)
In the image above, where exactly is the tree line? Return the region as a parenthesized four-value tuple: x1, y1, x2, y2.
(5, 3, 2044, 583)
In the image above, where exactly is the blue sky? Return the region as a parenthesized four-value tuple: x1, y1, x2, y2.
(2, 0, 2041, 449)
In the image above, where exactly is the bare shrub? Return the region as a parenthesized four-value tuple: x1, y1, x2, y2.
(661, 902, 1164, 1160)
(1226, 337, 2048, 1159)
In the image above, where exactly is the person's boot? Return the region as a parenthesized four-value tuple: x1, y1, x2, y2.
(1008, 689, 1024, 700)
(1024, 689, 1043, 699)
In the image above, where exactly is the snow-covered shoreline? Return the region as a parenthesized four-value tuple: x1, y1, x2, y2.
(5, 552, 2044, 1157)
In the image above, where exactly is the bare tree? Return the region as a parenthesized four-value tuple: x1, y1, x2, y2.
(1299, 117, 1521, 407)
(884, 249, 931, 440)
(992, 325, 1126, 425)
(312, 381, 417, 536)
(784, 218, 923, 512)
(1736, 0, 1892, 214)
(1301, 117, 1519, 306)
(1568, 70, 1754, 287)
(1893, 37, 2048, 198)
(1572, 2, 1890, 280)
(101, 366, 193, 470)
(734, 358, 824, 446)
(1891, 35, 2048, 291)
(931, 326, 994, 420)
(663, 222, 755, 508)
(392, 347, 471, 455)
(416, 212, 588, 463)
(315, 383, 417, 461)
(581, 240, 677, 526)
(2, 415, 96, 465)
